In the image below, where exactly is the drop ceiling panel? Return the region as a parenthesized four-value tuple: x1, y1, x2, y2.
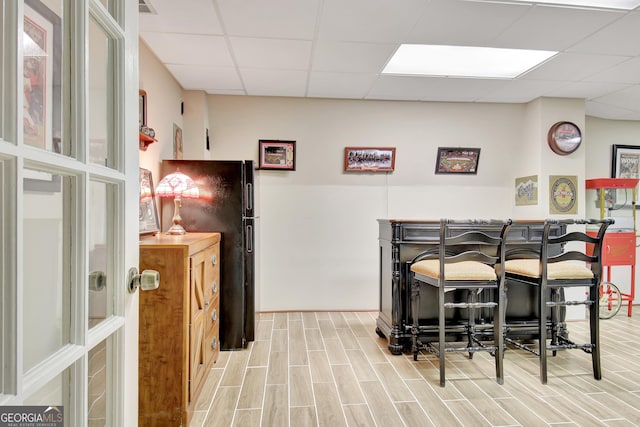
(592, 85, 640, 112)
(405, 0, 531, 46)
(585, 56, 640, 84)
(586, 101, 639, 120)
(545, 81, 632, 100)
(568, 12, 640, 56)
(216, 0, 320, 39)
(478, 79, 568, 103)
(367, 75, 507, 101)
(166, 64, 243, 91)
(492, 5, 623, 50)
(139, 0, 222, 35)
(229, 37, 312, 69)
(239, 69, 308, 97)
(308, 72, 379, 98)
(522, 52, 630, 81)
(311, 41, 396, 73)
(140, 33, 234, 66)
(318, 0, 428, 43)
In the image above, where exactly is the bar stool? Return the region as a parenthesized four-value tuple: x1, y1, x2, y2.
(503, 218, 613, 384)
(408, 219, 511, 387)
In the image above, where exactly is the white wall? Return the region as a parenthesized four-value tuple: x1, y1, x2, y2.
(138, 42, 640, 312)
(207, 95, 553, 311)
(586, 117, 640, 308)
(138, 40, 184, 184)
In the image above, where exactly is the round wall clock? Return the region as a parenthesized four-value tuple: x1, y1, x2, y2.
(547, 121, 582, 155)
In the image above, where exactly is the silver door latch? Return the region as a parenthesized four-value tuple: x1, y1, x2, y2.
(127, 267, 160, 293)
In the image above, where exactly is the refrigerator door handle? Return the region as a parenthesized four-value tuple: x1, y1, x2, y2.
(246, 183, 253, 211)
(246, 224, 253, 253)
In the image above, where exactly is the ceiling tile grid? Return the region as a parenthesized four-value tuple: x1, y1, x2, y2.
(139, 0, 640, 120)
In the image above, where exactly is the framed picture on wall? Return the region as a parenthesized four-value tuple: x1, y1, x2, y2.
(139, 168, 160, 236)
(435, 147, 481, 174)
(258, 140, 296, 170)
(344, 147, 396, 172)
(173, 124, 183, 160)
(611, 144, 640, 178)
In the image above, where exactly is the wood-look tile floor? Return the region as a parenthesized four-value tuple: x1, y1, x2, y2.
(190, 311, 640, 427)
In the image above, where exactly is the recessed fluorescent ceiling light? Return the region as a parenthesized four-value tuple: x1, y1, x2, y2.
(382, 44, 557, 78)
(507, 0, 640, 10)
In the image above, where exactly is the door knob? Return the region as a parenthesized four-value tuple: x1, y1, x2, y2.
(89, 271, 107, 291)
(127, 267, 160, 293)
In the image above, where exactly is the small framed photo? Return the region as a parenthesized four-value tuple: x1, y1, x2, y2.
(139, 90, 147, 128)
(611, 144, 640, 178)
(344, 147, 396, 172)
(258, 140, 296, 170)
(173, 124, 183, 160)
(139, 168, 160, 236)
(435, 147, 481, 174)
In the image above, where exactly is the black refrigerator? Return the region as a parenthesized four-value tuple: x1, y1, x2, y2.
(160, 160, 255, 350)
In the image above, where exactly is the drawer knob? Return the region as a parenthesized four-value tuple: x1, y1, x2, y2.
(211, 336, 217, 350)
(211, 254, 217, 266)
(211, 281, 217, 294)
(211, 309, 217, 322)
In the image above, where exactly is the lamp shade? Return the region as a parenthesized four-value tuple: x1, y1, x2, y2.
(155, 171, 199, 235)
(156, 171, 199, 199)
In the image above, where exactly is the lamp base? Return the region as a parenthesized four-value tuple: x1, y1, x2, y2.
(167, 196, 186, 235)
(167, 223, 186, 235)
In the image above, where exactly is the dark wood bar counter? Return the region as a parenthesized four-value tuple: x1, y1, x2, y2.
(376, 219, 564, 354)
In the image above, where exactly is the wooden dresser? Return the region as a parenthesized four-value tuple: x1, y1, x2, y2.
(139, 232, 221, 426)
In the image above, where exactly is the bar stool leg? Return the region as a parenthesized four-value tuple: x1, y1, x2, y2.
(495, 286, 504, 385)
(539, 280, 548, 385)
(467, 289, 476, 359)
(589, 284, 602, 379)
(411, 278, 420, 361)
(439, 283, 446, 387)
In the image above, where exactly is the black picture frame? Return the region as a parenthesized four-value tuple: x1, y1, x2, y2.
(139, 168, 160, 236)
(139, 90, 147, 128)
(435, 147, 481, 175)
(611, 144, 640, 178)
(258, 140, 296, 171)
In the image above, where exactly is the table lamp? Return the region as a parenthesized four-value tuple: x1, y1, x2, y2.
(156, 171, 199, 234)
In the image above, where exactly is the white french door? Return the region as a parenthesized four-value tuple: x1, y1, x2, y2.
(1, 0, 139, 425)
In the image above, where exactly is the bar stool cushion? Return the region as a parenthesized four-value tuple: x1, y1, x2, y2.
(411, 259, 497, 281)
(504, 259, 593, 279)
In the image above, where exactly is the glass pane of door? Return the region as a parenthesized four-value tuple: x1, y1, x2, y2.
(24, 367, 68, 409)
(22, 167, 73, 372)
(88, 338, 108, 426)
(23, 0, 64, 154)
(88, 17, 114, 168)
(89, 179, 115, 329)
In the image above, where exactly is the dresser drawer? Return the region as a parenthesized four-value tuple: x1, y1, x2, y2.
(203, 243, 220, 304)
(205, 311, 220, 366)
